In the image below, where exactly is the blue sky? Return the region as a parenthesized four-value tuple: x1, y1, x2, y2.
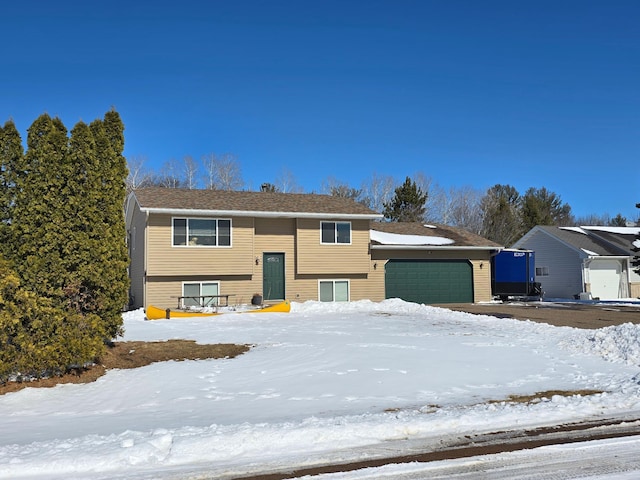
(2, 0, 638, 219)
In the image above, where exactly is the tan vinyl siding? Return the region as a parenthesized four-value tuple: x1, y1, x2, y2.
(630, 282, 640, 299)
(296, 218, 371, 274)
(471, 259, 492, 302)
(253, 217, 295, 296)
(146, 276, 264, 310)
(146, 214, 255, 276)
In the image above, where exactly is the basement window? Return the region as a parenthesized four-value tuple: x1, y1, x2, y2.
(319, 280, 350, 302)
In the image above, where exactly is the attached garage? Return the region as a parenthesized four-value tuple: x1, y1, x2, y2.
(385, 259, 474, 304)
(587, 258, 627, 300)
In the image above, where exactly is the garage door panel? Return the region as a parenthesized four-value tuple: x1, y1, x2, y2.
(385, 260, 473, 304)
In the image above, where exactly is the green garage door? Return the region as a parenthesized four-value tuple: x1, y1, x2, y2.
(385, 259, 473, 304)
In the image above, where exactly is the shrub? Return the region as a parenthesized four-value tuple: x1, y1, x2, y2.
(0, 258, 105, 383)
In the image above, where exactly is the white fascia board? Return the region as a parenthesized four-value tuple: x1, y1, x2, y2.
(141, 207, 383, 220)
(125, 193, 140, 229)
(371, 244, 500, 251)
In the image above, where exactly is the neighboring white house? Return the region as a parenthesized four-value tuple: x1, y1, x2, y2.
(512, 226, 640, 300)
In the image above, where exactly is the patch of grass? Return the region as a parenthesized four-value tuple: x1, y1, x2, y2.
(0, 340, 251, 395)
(489, 389, 604, 405)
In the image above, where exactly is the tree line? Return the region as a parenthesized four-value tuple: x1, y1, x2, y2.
(127, 155, 638, 246)
(0, 110, 129, 382)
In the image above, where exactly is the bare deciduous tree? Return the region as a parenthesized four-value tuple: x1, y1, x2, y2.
(447, 185, 484, 234)
(125, 155, 154, 194)
(202, 153, 244, 190)
(182, 155, 199, 189)
(361, 172, 395, 214)
(423, 183, 449, 224)
(321, 176, 364, 202)
(274, 167, 303, 193)
(156, 159, 183, 188)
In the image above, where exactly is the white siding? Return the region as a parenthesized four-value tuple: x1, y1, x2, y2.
(516, 230, 584, 298)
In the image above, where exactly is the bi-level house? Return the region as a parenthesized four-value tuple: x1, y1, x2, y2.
(125, 187, 384, 309)
(125, 187, 501, 310)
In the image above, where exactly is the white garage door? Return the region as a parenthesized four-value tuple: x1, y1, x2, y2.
(589, 260, 622, 299)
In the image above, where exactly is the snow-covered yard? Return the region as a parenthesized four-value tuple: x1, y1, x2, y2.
(2, 299, 640, 479)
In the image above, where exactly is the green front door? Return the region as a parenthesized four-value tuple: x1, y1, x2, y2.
(385, 259, 473, 304)
(263, 253, 285, 300)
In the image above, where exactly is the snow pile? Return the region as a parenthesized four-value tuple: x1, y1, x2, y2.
(577, 323, 640, 366)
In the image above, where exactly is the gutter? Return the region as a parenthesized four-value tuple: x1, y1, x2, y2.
(140, 207, 383, 221)
(371, 245, 501, 251)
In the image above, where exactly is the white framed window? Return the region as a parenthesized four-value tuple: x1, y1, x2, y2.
(173, 218, 231, 247)
(319, 280, 350, 302)
(321, 221, 351, 244)
(181, 281, 220, 307)
(536, 266, 550, 277)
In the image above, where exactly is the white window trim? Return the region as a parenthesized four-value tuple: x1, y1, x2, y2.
(172, 217, 233, 248)
(318, 279, 350, 302)
(180, 280, 221, 308)
(320, 221, 352, 245)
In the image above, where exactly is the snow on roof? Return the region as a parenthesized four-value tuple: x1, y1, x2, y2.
(560, 227, 588, 234)
(634, 239, 640, 249)
(370, 229, 455, 246)
(583, 226, 640, 235)
(581, 248, 600, 256)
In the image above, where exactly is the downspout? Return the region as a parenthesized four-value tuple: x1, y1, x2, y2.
(620, 259, 630, 298)
(581, 257, 592, 295)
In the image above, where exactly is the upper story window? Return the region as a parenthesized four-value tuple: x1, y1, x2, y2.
(173, 218, 231, 247)
(321, 221, 351, 244)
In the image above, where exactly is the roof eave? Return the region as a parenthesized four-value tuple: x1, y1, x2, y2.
(141, 207, 383, 220)
(371, 244, 501, 251)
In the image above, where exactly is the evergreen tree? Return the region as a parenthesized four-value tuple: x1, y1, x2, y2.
(383, 176, 427, 222)
(6, 109, 129, 367)
(0, 120, 24, 252)
(3, 114, 110, 377)
(88, 110, 129, 337)
(480, 184, 522, 245)
(520, 187, 573, 233)
(0, 254, 104, 382)
(609, 214, 627, 227)
(10, 114, 70, 300)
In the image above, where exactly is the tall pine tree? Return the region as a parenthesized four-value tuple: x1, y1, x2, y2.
(383, 176, 427, 222)
(480, 184, 522, 246)
(520, 187, 573, 233)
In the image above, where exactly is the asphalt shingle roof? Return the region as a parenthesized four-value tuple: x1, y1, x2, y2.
(541, 226, 627, 256)
(370, 221, 501, 248)
(132, 187, 381, 217)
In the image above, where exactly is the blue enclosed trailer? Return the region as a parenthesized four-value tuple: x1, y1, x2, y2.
(491, 249, 542, 301)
